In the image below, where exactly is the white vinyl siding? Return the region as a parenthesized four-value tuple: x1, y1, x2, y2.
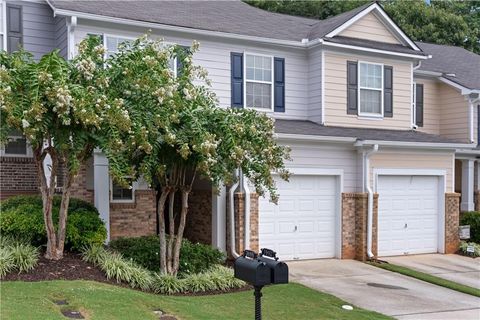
(245, 53, 273, 110)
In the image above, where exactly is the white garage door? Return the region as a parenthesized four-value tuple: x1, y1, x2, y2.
(259, 175, 338, 260)
(378, 175, 440, 257)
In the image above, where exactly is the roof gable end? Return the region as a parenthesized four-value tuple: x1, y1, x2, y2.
(325, 3, 420, 51)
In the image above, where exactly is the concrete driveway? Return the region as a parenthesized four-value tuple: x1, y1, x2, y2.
(289, 259, 480, 319)
(384, 254, 480, 289)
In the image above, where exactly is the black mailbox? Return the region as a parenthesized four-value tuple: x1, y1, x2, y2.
(234, 250, 271, 287)
(258, 248, 289, 284)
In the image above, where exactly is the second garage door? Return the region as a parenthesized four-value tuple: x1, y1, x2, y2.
(377, 175, 440, 257)
(259, 175, 338, 260)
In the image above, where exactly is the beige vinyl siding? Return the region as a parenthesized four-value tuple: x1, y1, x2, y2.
(415, 78, 440, 135)
(370, 150, 454, 192)
(439, 83, 470, 143)
(324, 51, 412, 130)
(339, 12, 401, 45)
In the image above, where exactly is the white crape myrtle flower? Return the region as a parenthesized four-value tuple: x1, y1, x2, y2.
(22, 119, 30, 128)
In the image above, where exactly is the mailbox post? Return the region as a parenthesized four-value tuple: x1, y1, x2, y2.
(234, 248, 289, 320)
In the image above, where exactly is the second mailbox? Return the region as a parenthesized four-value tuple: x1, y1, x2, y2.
(234, 250, 271, 287)
(258, 248, 289, 284)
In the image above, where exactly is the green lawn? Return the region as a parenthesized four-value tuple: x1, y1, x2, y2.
(0, 280, 391, 320)
(369, 262, 480, 298)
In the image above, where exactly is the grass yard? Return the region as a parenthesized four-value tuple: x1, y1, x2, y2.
(0, 280, 391, 320)
(369, 262, 480, 298)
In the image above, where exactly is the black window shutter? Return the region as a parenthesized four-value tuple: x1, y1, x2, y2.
(274, 57, 285, 113)
(176, 45, 190, 77)
(384, 65, 393, 117)
(415, 83, 424, 127)
(347, 61, 358, 115)
(6, 4, 22, 53)
(231, 52, 243, 108)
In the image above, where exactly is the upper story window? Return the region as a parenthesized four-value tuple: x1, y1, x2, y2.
(359, 62, 383, 117)
(1, 129, 31, 157)
(111, 177, 134, 203)
(245, 53, 273, 110)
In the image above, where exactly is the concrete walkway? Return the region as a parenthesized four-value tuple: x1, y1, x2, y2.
(384, 254, 480, 289)
(289, 259, 480, 319)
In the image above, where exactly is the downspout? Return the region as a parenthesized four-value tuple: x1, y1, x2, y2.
(228, 169, 241, 259)
(365, 144, 379, 259)
(468, 94, 479, 143)
(242, 174, 251, 251)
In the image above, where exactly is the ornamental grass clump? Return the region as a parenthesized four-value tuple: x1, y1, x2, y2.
(0, 247, 15, 278)
(0, 238, 39, 277)
(151, 274, 187, 295)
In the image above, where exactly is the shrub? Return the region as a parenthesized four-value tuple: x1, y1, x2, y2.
(460, 211, 480, 243)
(151, 274, 187, 295)
(0, 195, 107, 251)
(459, 241, 480, 257)
(82, 245, 153, 290)
(109, 235, 225, 275)
(0, 247, 14, 278)
(0, 239, 39, 277)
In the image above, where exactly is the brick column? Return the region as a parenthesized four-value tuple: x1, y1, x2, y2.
(226, 192, 259, 258)
(341, 192, 378, 261)
(445, 193, 461, 254)
(475, 190, 480, 212)
(70, 163, 94, 204)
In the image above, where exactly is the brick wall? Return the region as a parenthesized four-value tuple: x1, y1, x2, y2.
(227, 192, 259, 257)
(341, 192, 378, 261)
(183, 190, 212, 245)
(0, 156, 39, 200)
(475, 190, 480, 212)
(109, 190, 157, 239)
(445, 193, 461, 254)
(69, 164, 94, 204)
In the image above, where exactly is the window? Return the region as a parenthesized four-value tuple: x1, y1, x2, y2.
(359, 62, 383, 116)
(2, 129, 28, 156)
(245, 54, 273, 110)
(111, 178, 134, 202)
(104, 35, 177, 75)
(0, 1, 5, 51)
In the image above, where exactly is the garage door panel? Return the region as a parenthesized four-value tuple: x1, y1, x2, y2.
(378, 175, 439, 256)
(259, 174, 338, 260)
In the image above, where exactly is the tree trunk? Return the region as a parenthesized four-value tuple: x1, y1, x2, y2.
(167, 190, 175, 274)
(34, 147, 61, 260)
(56, 171, 75, 255)
(157, 187, 170, 274)
(172, 188, 190, 276)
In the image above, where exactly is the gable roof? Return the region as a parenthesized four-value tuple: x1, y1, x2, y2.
(415, 42, 480, 91)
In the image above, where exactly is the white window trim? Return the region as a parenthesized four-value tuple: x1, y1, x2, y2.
(1, 0, 6, 51)
(0, 134, 33, 157)
(243, 52, 274, 112)
(110, 177, 136, 203)
(103, 33, 178, 77)
(358, 61, 384, 118)
(412, 81, 417, 126)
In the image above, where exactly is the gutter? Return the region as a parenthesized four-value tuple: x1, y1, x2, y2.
(355, 139, 474, 150)
(276, 133, 356, 143)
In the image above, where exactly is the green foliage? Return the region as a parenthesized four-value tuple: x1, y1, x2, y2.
(82, 245, 153, 290)
(151, 273, 187, 295)
(109, 235, 225, 275)
(0, 239, 39, 277)
(0, 247, 15, 278)
(459, 241, 480, 257)
(183, 272, 216, 293)
(245, 0, 480, 54)
(460, 211, 480, 243)
(0, 195, 107, 251)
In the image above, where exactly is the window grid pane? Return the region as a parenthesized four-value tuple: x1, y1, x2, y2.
(245, 54, 272, 82)
(360, 89, 381, 114)
(112, 180, 133, 201)
(246, 82, 271, 109)
(4, 137, 27, 155)
(360, 63, 382, 89)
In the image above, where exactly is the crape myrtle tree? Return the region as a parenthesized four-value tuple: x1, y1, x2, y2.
(0, 37, 132, 260)
(105, 35, 291, 275)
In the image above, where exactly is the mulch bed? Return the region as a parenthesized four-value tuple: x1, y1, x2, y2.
(3, 252, 114, 284)
(3, 252, 251, 296)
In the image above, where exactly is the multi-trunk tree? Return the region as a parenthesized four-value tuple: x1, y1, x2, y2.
(0, 37, 132, 260)
(104, 36, 290, 276)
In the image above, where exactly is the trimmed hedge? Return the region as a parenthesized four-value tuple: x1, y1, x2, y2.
(460, 211, 480, 243)
(0, 195, 106, 251)
(109, 235, 225, 276)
